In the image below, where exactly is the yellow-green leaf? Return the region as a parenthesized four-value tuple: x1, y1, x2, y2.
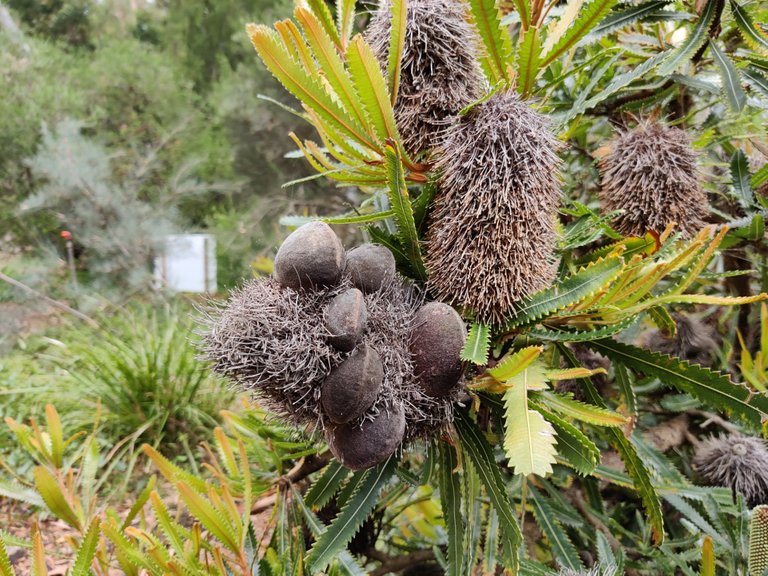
(32, 467, 81, 531)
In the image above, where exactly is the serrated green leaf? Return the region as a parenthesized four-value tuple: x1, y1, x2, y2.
(523, 316, 636, 342)
(70, 517, 100, 576)
(337, 0, 355, 49)
(503, 366, 558, 476)
(536, 391, 627, 427)
(0, 478, 44, 508)
(461, 322, 491, 365)
(305, 461, 350, 509)
(488, 346, 543, 382)
(305, 456, 396, 572)
(384, 145, 427, 281)
(528, 486, 583, 570)
(248, 25, 376, 152)
(589, 339, 768, 428)
(730, 0, 768, 54)
(44, 405, 63, 469)
(731, 149, 754, 208)
(558, 344, 664, 544)
(505, 256, 624, 328)
(293, 490, 368, 576)
(0, 539, 14, 576)
(149, 491, 190, 559)
(100, 519, 157, 575)
(614, 361, 638, 417)
(30, 529, 46, 576)
(657, 0, 717, 75)
(305, 0, 342, 47)
(143, 445, 208, 492)
(122, 476, 156, 530)
(468, 0, 513, 84)
(438, 443, 463, 576)
(744, 66, 768, 99)
(455, 411, 521, 571)
(516, 26, 541, 97)
(536, 404, 599, 476)
(177, 482, 239, 552)
(32, 467, 81, 531)
(711, 41, 747, 112)
(752, 163, 768, 189)
(587, 0, 672, 41)
(346, 34, 400, 145)
(483, 508, 500, 575)
(541, 0, 619, 68)
(387, 0, 407, 104)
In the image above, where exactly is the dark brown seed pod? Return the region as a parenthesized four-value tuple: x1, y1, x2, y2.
(366, 0, 483, 156)
(345, 244, 396, 294)
(425, 91, 562, 325)
(325, 288, 368, 351)
(410, 302, 466, 397)
(321, 345, 384, 424)
(274, 222, 345, 290)
(326, 402, 406, 470)
(598, 120, 708, 238)
(694, 434, 768, 507)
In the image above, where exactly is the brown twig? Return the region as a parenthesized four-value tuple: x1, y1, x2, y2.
(570, 489, 622, 553)
(368, 549, 436, 576)
(251, 451, 333, 514)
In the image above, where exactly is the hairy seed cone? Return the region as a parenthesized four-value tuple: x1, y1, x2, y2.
(694, 434, 768, 507)
(425, 91, 561, 325)
(749, 506, 768, 576)
(326, 402, 406, 470)
(366, 0, 483, 156)
(598, 120, 708, 238)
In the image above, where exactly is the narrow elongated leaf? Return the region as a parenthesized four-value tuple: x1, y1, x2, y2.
(438, 443, 464, 576)
(515, 26, 541, 97)
(384, 145, 427, 281)
(502, 366, 558, 476)
(347, 34, 400, 144)
(730, 0, 768, 54)
(305, 461, 350, 508)
(461, 322, 491, 365)
(33, 467, 81, 531)
(731, 149, 754, 208)
(536, 391, 627, 427)
(122, 476, 156, 530)
(337, 0, 356, 49)
(536, 404, 599, 475)
(745, 67, 768, 100)
(587, 0, 672, 40)
(541, 0, 619, 68)
(44, 405, 63, 468)
(70, 518, 100, 576)
(176, 482, 239, 551)
(711, 42, 747, 112)
(488, 346, 543, 382)
(388, 0, 407, 103)
(142, 445, 208, 492)
(293, 490, 368, 576)
(588, 339, 768, 428)
(248, 25, 376, 151)
(505, 256, 624, 328)
(0, 539, 14, 576)
(306, 457, 396, 571)
(529, 486, 583, 570)
(280, 210, 395, 228)
(468, 0, 513, 84)
(305, 0, 342, 47)
(753, 162, 768, 189)
(31, 529, 46, 576)
(614, 361, 638, 416)
(658, 0, 717, 75)
(525, 316, 637, 342)
(0, 479, 44, 508)
(455, 411, 521, 571)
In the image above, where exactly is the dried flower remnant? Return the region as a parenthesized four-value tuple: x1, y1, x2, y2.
(694, 434, 768, 507)
(425, 91, 562, 325)
(366, 0, 484, 156)
(599, 120, 708, 238)
(202, 224, 466, 470)
(644, 312, 718, 367)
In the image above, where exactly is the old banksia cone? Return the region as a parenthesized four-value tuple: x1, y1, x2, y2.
(425, 91, 562, 325)
(599, 120, 708, 238)
(204, 224, 464, 470)
(366, 0, 483, 156)
(694, 434, 768, 507)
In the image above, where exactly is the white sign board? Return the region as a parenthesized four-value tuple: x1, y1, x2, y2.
(155, 234, 216, 293)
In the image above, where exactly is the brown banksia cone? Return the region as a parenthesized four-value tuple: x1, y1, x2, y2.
(203, 224, 465, 469)
(424, 91, 562, 325)
(598, 120, 708, 238)
(694, 434, 768, 508)
(366, 0, 484, 157)
(644, 312, 718, 367)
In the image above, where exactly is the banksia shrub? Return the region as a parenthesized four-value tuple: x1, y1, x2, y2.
(203, 223, 466, 470)
(598, 120, 708, 237)
(749, 505, 768, 576)
(425, 91, 561, 325)
(693, 434, 768, 507)
(366, 0, 483, 156)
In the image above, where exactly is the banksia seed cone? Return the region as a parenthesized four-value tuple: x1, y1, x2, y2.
(366, 0, 483, 156)
(425, 91, 561, 325)
(749, 505, 768, 576)
(598, 120, 708, 238)
(694, 434, 768, 507)
(644, 312, 718, 367)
